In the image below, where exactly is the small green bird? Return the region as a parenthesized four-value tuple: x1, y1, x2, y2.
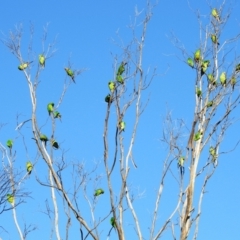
(64, 68, 75, 83)
(117, 62, 126, 76)
(211, 34, 220, 45)
(235, 64, 240, 72)
(196, 87, 202, 98)
(105, 94, 112, 103)
(194, 131, 202, 141)
(194, 49, 201, 62)
(207, 101, 214, 108)
(209, 146, 215, 156)
(39, 54, 45, 67)
(108, 81, 115, 92)
(178, 157, 185, 176)
(220, 72, 227, 86)
(7, 194, 14, 204)
(119, 121, 125, 132)
(6, 139, 13, 149)
(116, 74, 124, 84)
(211, 8, 220, 21)
(40, 134, 48, 146)
(54, 111, 61, 120)
(18, 62, 32, 71)
(110, 217, 116, 228)
(51, 140, 59, 149)
(187, 58, 194, 68)
(47, 103, 54, 115)
(94, 188, 104, 197)
(209, 146, 217, 161)
(40, 134, 48, 142)
(26, 161, 33, 174)
(230, 77, 236, 90)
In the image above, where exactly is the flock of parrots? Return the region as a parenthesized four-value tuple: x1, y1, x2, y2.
(6, 9, 229, 229)
(177, 8, 237, 176)
(6, 54, 127, 229)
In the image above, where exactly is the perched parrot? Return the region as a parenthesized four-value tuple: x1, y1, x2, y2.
(187, 58, 194, 68)
(209, 146, 217, 161)
(108, 81, 115, 92)
(211, 34, 220, 45)
(40, 134, 48, 142)
(194, 49, 201, 62)
(18, 62, 31, 71)
(7, 194, 14, 204)
(220, 72, 226, 86)
(235, 64, 240, 72)
(105, 94, 112, 103)
(196, 87, 202, 98)
(116, 74, 124, 84)
(207, 101, 213, 108)
(230, 77, 236, 90)
(47, 103, 54, 115)
(194, 131, 202, 141)
(64, 68, 75, 83)
(178, 156, 185, 176)
(117, 62, 126, 76)
(26, 161, 33, 174)
(40, 134, 48, 146)
(211, 8, 220, 21)
(39, 54, 45, 67)
(94, 188, 104, 197)
(119, 121, 125, 132)
(110, 217, 116, 228)
(207, 73, 216, 84)
(54, 111, 61, 120)
(209, 146, 216, 156)
(6, 139, 13, 149)
(51, 140, 59, 149)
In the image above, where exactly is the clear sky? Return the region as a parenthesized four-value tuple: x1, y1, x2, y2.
(0, 0, 240, 239)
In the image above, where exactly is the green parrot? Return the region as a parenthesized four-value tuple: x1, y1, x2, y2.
(187, 58, 194, 68)
(209, 146, 215, 156)
(7, 194, 14, 204)
(40, 134, 48, 142)
(220, 72, 226, 86)
(235, 64, 240, 72)
(47, 103, 54, 115)
(119, 121, 125, 132)
(40, 134, 48, 146)
(26, 161, 33, 174)
(108, 81, 115, 92)
(54, 111, 61, 120)
(211, 34, 220, 45)
(6, 139, 13, 149)
(207, 73, 215, 84)
(230, 77, 236, 90)
(117, 62, 126, 75)
(196, 87, 202, 98)
(18, 62, 32, 71)
(105, 94, 112, 103)
(110, 217, 116, 228)
(194, 49, 201, 62)
(116, 74, 124, 84)
(194, 131, 202, 141)
(51, 140, 59, 149)
(209, 146, 217, 161)
(211, 8, 220, 21)
(94, 188, 104, 197)
(39, 54, 45, 67)
(64, 68, 75, 83)
(207, 101, 213, 107)
(178, 156, 185, 176)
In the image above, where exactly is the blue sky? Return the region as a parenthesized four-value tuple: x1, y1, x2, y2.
(0, 0, 240, 239)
